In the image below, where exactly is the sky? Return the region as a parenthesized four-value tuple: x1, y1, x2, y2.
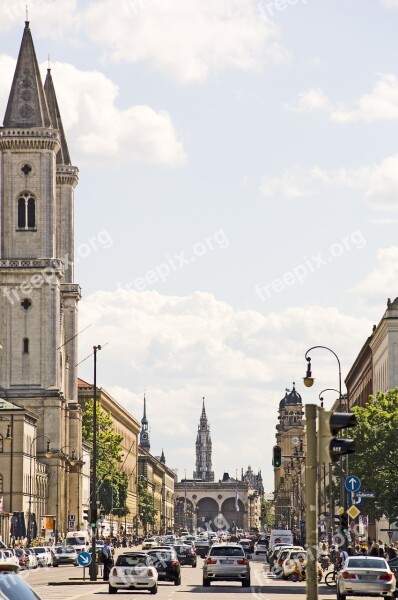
(1, 0, 398, 493)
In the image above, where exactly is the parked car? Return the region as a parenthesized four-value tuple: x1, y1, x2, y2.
(31, 546, 53, 567)
(52, 546, 78, 567)
(203, 543, 250, 587)
(173, 544, 197, 567)
(109, 552, 158, 595)
(336, 556, 396, 599)
(2, 550, 19, 568)
(0, 563, 43, 598)
(15, 549, 38, 570)
(147, 549, 181, 585)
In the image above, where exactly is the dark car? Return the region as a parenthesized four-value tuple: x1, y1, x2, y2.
(173, 544, 197, 567)
(147, 549, 181, 585)
(389, 556, 398, 595)
(239, 539, 254, 554)
(195, 539, 210, 558)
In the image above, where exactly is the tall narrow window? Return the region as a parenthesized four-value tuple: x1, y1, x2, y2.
(0, 474, 3, 492)
(17, 193, 35, 230)
(0, 436, 3, 453)
(23, 338, 29, 354)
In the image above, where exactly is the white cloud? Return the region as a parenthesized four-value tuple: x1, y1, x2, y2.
(284, 88, 332, 113)
(381, 0, 398, 6)
(287, 75, 398, 123)
(260, 154, 398, 210)
(77, 289, 370, 490)
(0, 0, 79, 36)
(83, 0, 289, 84)
(0, 56, 185, 165)
(354, 246, 398, 310)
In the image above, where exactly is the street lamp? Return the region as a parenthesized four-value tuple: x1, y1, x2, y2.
(27, 436, 52, 545)
(303, 346, 342, 410)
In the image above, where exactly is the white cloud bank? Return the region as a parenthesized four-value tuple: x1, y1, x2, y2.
(77, 289, 371, 489)
(260, 154, 398, 210)
(286, 74, 398, 123)
(0, 55, 185, 165)
(84, 0, 289, 84)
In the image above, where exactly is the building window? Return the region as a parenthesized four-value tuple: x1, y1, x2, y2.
(17, 193, 35, 230)
(23, 338, 29, 354)
(0, 436, 3, 453)
(0, 474, 3, 493)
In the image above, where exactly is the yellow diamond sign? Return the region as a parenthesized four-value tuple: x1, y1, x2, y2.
(347, 505, 360, 520)
(337, 506, 344, 515)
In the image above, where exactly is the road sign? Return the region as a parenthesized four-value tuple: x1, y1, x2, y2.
(356, 491, 375, 498)
(345, 475, 361, 492)
(336, 506, 344, 515)
(77, 551, 92, 567)
(347, 505, 360, 520)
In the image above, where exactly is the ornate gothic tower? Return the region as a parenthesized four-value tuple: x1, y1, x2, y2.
(0, 22, 82, 533)
(140, 394, 150, 451)
(193, 398, 214, 481)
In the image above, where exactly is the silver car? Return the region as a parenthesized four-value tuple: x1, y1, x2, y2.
(337, 556, 396, 599)
(203, 544, 251, 587)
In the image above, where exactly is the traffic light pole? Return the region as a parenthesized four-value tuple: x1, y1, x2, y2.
(305, 404, 318, 600)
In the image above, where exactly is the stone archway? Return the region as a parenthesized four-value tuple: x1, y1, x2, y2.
(174, 497, 194, 531)
(221, 497, 245, 530)
(196, 497, 219, 532)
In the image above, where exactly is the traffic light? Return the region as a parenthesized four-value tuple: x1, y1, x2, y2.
(318, 408, 357, 464)
(83, 509, 89, 521)
(89, 508, 98, 529)
(340, 513, 349, 532)
(272, 445, 282, 468)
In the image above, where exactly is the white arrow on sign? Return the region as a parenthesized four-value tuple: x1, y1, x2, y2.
(348, 478, 357, 490)
(79, 554, 91, 566)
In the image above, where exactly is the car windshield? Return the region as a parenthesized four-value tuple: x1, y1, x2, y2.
(210, 547, 244, 557)
(32, 548, 45, 554)
(291, 552, 306, 560)
(0, 574, 41, 599)
(174, 546, 190, 553)
(116, 555, 149, 567)
(66, 537, 85, 546)
(347, 558, 388, 569)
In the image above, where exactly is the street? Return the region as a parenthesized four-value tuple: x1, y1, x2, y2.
(16, 553, 389, 600)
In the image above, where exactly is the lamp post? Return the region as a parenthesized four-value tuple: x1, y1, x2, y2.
(90, 344, 101, 582)
(303, 346, 342, 411)
(52, 445, 76, 542)
(28, 436, 52, 545)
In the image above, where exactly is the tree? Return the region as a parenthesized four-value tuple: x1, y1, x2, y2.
(260, 499, 275, 529)
(82, 399, 129, 516)
(349, 389, 398, 523)
(138, 476, 157, 536)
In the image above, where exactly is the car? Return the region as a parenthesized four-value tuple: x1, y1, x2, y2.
(31, 546, 53, 567)
(239, 539, 255, 554)
(173, 544, 197, 567)
(2, 550, 19, 568)
(15, 549, 38, 570)
(109, 552, 158, 595)
(203, 543, 251, 587)
(281, 549, 307, 579)
(142, 538, 158, 550)
(195, 539, 211, 558)
(146, 549, 181, 585)
(336, 556, 396, 599)
(272, 545, 304, 575)
(389, 555, 398, 586)
(0, 563, 43, 598)
(52, 545, 78, 567)
(254, 541, 269, 555)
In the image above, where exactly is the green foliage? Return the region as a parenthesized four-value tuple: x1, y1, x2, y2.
(138, 476, 157, 535)
(260, 499, 275, 528)
(82, 399, 129, 515)
(350, 389, 398, 522)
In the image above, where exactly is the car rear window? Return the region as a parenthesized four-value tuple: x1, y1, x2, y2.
(210, 547, 244, 557)
(147, 551, 174, 561)
(0, 574, 41, 599)
(117, 555, 149, 567)
(347, 558, 388, 569)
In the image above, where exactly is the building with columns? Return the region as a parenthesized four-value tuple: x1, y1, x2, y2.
(0, 21, 82, 542)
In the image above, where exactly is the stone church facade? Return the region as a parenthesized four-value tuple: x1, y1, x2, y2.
(175, 400, 263, 532)
(0, 21, 82, 542)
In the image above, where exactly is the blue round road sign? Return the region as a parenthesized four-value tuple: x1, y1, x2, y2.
(345, 475, 361, 493)
(77, 551, 92, 567)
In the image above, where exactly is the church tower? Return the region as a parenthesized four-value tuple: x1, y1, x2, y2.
(193, 398, 214, 481)
(0, 22, 82, 535)
(140, 394, 150, 451)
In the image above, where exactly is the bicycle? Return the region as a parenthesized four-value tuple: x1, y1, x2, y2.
(324, 568, 338, 587)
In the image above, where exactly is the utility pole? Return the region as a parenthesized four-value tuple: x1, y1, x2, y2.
(305, 404, 318, 600)
(90, 345, 101, 581)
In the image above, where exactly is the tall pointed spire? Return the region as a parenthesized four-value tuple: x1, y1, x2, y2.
(44, 69, 71, 165)
(160, 449, 165, 464)
(3, 22, 52, 128)
(193, 397, 214, 482)
(140, 393, 150, 451)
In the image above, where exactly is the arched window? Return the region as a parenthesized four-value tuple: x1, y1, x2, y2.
(17, 193, 35, 230)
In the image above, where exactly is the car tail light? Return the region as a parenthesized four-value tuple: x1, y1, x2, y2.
(342, 571, 357, 579)
(170, 561, 179, 566)
(205, 558, 217, 565)
(277, 559, 283, 565)
(237, 559, 248, 565)
(379, 573, 393, 581)
(111, 568, 117, 576)
(147, 569, 154, 576)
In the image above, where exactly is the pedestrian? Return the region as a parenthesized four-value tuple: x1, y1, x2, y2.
(101, 538, 113, 581)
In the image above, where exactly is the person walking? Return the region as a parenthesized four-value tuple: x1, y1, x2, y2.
(101, 538, 113, 581)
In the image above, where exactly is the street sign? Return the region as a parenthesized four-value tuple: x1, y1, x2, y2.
(356, 491, 375, 498)
(77, 551, 92, 567)
(345, 475, 361, 492)
(68, 520, 75, 530)
(337, 506, 344, 515)
(347, 505, 360, 520)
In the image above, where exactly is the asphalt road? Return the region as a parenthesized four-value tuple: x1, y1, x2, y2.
(19, 552, 392, 600)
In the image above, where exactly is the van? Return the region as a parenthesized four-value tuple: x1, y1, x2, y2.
(269, 529, 293, 550)
(64, 530, 91, 554)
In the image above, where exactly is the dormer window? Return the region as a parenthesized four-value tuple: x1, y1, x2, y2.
(17, 193, 36, 230)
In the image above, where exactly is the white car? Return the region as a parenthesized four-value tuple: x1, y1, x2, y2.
(31, 546, 53, 567)
(2, 549, 19, 567)
(337, 556, 396, 599)
(109, 552, 158, 594)
(142, 538, 158, 550)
